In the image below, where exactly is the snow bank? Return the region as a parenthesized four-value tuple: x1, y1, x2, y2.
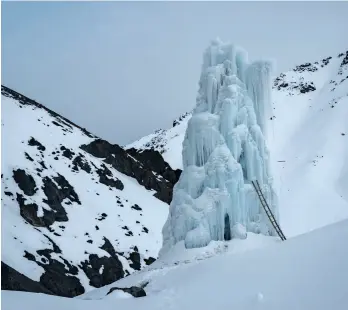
(4, 219, 348, 310)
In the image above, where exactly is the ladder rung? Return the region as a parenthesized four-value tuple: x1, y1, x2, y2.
(251, 180, 286, 241)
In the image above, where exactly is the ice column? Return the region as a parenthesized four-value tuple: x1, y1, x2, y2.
(160, 39, 278, 255)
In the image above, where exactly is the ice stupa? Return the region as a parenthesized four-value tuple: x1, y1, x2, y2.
(160, 39, 279, 254)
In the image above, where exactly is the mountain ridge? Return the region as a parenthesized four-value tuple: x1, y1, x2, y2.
(2, 48, 348, 297)
(1, 85, 179, 296)
(127, 48, 348, 238)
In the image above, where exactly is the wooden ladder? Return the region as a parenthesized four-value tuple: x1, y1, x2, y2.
(251, 180, 286, 241)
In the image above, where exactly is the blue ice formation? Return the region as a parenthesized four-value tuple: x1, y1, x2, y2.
(160, 39, 278, 253)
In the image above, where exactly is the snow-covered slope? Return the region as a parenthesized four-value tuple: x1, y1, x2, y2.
(3, 219, 348, 310)
(126, 112, 191, 171)
(127, 51, 348, 237)
(1, 86, 171, 296)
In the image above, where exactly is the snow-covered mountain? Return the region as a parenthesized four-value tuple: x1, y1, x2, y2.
(1, 86, 181, 296)
(4, 218, 348, 310)
(2, 47, 348, 306)
(127, 50, 348, 237)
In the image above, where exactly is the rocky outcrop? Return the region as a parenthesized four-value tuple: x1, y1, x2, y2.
(107, 285, 146, 298)
(22, 235, 85, 297)
(80, 254, 124, 288)
(1, 262, 53, 295)
(2, 85, 169, 298)
(127, 148, 182, 185)
(13, 169, 37, 196)
(81, 139, 179, 204)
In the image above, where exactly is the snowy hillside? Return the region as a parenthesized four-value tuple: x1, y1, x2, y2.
(2, 46, 348, 307)
(3, 219, 348, 310)
(1, 86, 176, 296)
(127, 50, 348, 237)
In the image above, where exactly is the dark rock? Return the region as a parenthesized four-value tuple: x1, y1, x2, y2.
(340, 51, 348, 67)
(42, 174, 80, 221)
(20, 235, 84, 297)
(128, 251, 141, 271)
(299, 83, 316, 94)
(277, 82, 289, 90)
(17, 174, 80, 228)
(144, 257, 156, 265)
(13, 169, 37, 196)
(96, 164, 124, 190)
(72, 154, 92, 173)
(79, 254, 124, 288)
(24, 152, 34, 162)
(40, 270, 84, 297)
(100, 237, 117, 257)
(16, 193, 49, 227)
(131, 204, 142, 211)
(4, 191, 13, 196)
(28, 137, 46, 151)
(81, 139, 179, 204)
(52, 121, 63, 128)
(107, 286, 146, 298)
(96, 213, 107, 221)
(39, 161, 48, 170)
(24, 251, 36, 262)
(293, 62, 318, 73)
(1, 262, 53, 295)
(60, 146, 75, 159)
(172, 112, 190, 127)
(127, 148, 181, 185)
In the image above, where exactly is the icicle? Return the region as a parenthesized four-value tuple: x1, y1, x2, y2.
(160, 40, 279, 254)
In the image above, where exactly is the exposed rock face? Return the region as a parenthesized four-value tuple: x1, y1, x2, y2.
(80, 254, 124, 288)
(127, 148, 182, 185)
(1, 262, 53, 295)
(81, 139, 180, 204)
(21, 235, 85, 297)
(2, 85, 171, 298)
(13, 169, 37, 196)
(107, 285, 146, 298)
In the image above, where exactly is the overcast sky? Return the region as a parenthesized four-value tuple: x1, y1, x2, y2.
(2, 1, 348, 145)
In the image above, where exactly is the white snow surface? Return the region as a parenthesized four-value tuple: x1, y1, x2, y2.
(1, 91, 168, 290)
(128, 50, 348, 238)
(3, 219, 348, 309)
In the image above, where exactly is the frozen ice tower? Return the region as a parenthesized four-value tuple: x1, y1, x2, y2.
(160, 39, 279, 254)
